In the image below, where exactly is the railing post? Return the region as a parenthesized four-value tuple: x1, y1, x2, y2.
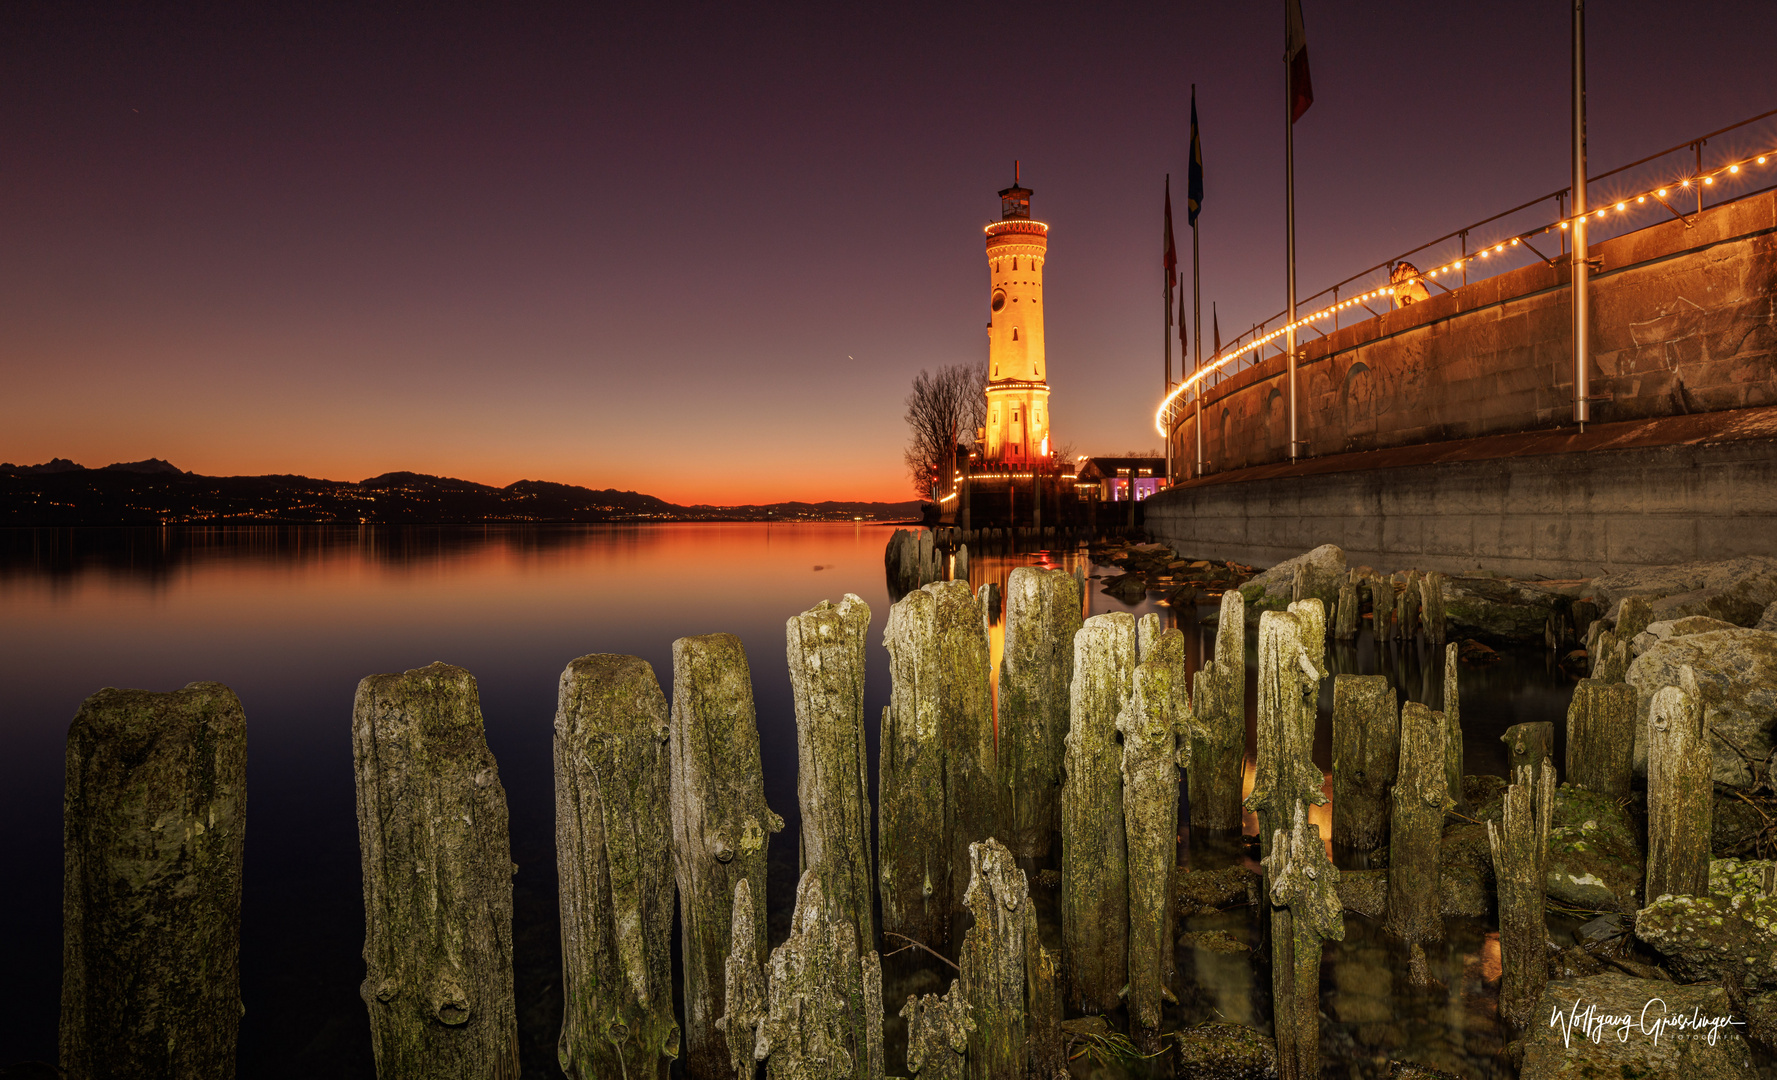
(1572, 0, 1590, 430)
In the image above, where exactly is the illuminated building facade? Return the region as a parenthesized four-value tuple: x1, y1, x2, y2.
(981, 170, 1051, 465)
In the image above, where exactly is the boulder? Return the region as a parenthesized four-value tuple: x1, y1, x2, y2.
(1630, 616, 1742, 658)
(1760, 601, 1777, 633)
(1544, 784, 1645, 914)
(1170, 1023, 1276, 1079)
(1594, 556, 1777, 628)
(1441, 576, 1572, 643)
(1635, 859, 1777, 989)
(1237, 543, 1345, 621)
(1519, 973, 1756, 1079)
(1627, 629, 1777, 787)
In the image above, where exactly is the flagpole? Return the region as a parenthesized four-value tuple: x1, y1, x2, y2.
(1284, 0, 1299, 463)
(1572, 0, 1590, 432)
(1164, 175, 1173, 482)
(1192, 221, 1202, 478)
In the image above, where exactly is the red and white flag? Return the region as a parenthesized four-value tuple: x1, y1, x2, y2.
(1286, 0, 1313, 123)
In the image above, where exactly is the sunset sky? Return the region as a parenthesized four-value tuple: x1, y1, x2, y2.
(4, 1, 1774, 504)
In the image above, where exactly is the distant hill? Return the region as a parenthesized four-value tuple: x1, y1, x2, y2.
(0, 460, 921, 526)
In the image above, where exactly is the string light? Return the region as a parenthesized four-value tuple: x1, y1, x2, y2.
(1154, 141, 1777, 437)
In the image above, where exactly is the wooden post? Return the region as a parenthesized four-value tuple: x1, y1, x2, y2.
(1190, 590, 1247, 832)
(61, 682, 247, 1080)
(1000, 567, 1083, 858)
(554, 655, 678, 1078)
(1487, 759, 1555, 1032)
(1566, 678, 1637, 798)
(1331, 674, 1398, 850)
(1591, 630, 1629, 682)
(671, 634, 785, 1078)
(1499, 721, 1554, 792)
(1247, 602, 1327, 863)
(1263, 803, 1344, 1080)
(1395, 570, 1422, 641)
(903, 982, 973, 1080)
(1387, 701, 1450, 946)
(1119, 626, 1194, 1046)
(1440, 642, 1466, 814)
(1331, 573, 1359, 640)
(787, 595, 876, 955)
(1419, 571, 1447, 645)
(1062, 612, 1135, 1012)
(1646, 666, 1712, 901)
(715, 880, 768, 1080)
(959, 839, 1034, 1080)
(351, 663, 519, 1079)
(882, 587, 948, 946)
(1616, 595, 1655, 643)
(755, 873, 886, 1080)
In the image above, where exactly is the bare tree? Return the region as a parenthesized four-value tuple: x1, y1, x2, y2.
(903, 362, 987, 500)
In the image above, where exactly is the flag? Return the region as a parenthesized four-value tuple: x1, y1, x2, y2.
(1286, 0, 1313, 123)
(1178, 276, 1188, 362)
(1212, 303, 1221, 358)
(1187, 88, 1204, 226)
(1163, 176, 1178, 292)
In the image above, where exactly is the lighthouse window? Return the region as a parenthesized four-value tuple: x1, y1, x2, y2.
(1012, 259, 1018, 270)
(1012, 328, 1019, 340)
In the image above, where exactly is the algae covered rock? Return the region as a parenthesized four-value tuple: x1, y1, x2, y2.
(1543, 784, 1644, 913)
(1627, 628, 1777, 787)
(1635, 858, 1777, 989)
(1594, 555, 1777, 628)
(1630, 615, 1741, 657)
(1440, 575, 1572, 643)
(1169, 1022, 1277, 1079)
(1237, 543, 1345, 620)
(1519, 973, 1756, 1079)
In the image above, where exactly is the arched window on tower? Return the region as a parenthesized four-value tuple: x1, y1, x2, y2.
(1012, 328, 1019, 340)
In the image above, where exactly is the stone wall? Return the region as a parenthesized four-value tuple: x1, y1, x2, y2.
(1173, 190, 1777, 472)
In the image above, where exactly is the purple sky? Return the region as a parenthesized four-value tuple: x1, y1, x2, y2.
(3, 1, 1773, 502)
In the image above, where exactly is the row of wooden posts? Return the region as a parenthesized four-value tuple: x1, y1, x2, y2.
(57, 567, 1716, 1079)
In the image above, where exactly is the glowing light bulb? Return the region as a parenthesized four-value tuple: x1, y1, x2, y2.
(1560, 221, 1568, 229)
(1616, 202, 1626, 211)
(1704, 176, 1714, 185)
(1730, 164, 1740, 174)
(1429, 270, 1438, 278)
(1658, 188, 1668, 196)
(1510, 238, 1520, 246)
(1637, 196, 1646, 203)
(1682, 179, 1691, 187)
(1760, 157, 1768, 165)
(1495, 244, 1504, 253)
(1596, 209, 1606, 218)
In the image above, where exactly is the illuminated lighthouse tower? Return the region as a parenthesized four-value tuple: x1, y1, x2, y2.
(982, 166, 1050, 466)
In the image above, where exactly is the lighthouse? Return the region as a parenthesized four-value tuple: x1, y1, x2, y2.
(981, 166, 1051, 466)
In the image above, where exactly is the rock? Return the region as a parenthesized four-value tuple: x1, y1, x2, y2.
(1594, 555, 1777, 628)
(1635, 858, 1777, 989)
(1388, 1065, 1463, 1080)
(1170, 1023, 1277, 1080)
(1760, 601, 1777, 633)
(1100, 572, 1148, 604)
(1631, 615, 1742, 657)
(1457, 639, 1499, 664)
(1175, 865, 1260, 914)
(1544, 784, 1645, 913)
(1519, 973, 1757, 1079)
(1627, 629, 1777, 787)
(1573, 913, 1626, 944)
(1441, 576, 1571, 643)
(1237, 543, 1345, 620)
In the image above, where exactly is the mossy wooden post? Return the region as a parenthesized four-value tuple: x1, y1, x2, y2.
(1486, 759, 1555, 1032)
(60, 682, 247, 1080)
(1247, 603, 1327, 863)
(902, 982, 972, 1080)
(1440, 642, 1465, 814)
(959, 839, 1035, 1080)
(1332, 574, 1359, 640)
(1119, 627, 1194, 1047)
(1419, 571, 1447, 645)
(787, 595, 875, 956)
(1331, 674, 1398, 850)
(1499, 721, 1554, 793)
(1646, 666, 1711, 901)
(1263, 803, 1343, 1080)
(554, 655, 678, 1078)
(881, 586, 950, 945)
(937, 583, 999, 909)
(1190, 590, 1247, 832)
(351, 663, 519, 1079)
(1000, 566, 1082, 858)
(1566, 678, 1637, 798)
(1062, 612, 1135, 1013)
(671, 634, 785, 1079)
(1395, 570, 1422, 641)
(1591, 630, 1629, 682)
(1616, 595, 1655, 643)
(755, 873, 886, 1080)
(1387, 701, 1450, 946)
(955, 543, 970, 583)
(715, 880, 767, 1080)
(1024, 937, 1065, 1079)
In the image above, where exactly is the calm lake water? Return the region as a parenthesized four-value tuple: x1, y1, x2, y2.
(0, 524, 1577, 1076)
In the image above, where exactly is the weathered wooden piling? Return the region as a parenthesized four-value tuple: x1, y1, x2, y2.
(1566, 678, 1638, 798)
(1395, 570, 1422, 641)
(1190, 590, 1248, 832)
(1499, 722, 1554, 793)
(61, 682, 247, 1080)
(554, 655, 678, 1078)
(955, 543, 970, 582)
(1247, 602, 1328, 861)
(1387, 701, 1450, 946)
(1440, 642, 1465, 813)
(1591, 630, 1629, 683)
(1000, 567, 1082, 858)
(1616, 595, 1655, 643)
(1419, 571, 1447, 645)
(715, 880, 768, 1080)
(351, 663, 519, 1079)
(671, 634, 785, 1078)
(754, 873, 885, 1080)
(1332, 573, 1360, 640)
(903, 983, 973, 1080)
(1263, 803, 1344, 1080)
(959, 839, 1035, 1080)
(1062, 612, 1135, 1012)
(1331, 674, 1399, 850)
(1487, 759, 1555, 1031)
(1119, 626, 1194, 1044)
(787, 595, 876, 955)
(1646, 666, 1711, 901)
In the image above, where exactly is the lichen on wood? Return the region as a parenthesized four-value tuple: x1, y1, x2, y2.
(1332, 574, 1359, 640)
(902, 981, 972, 1080)
(959, 838, 1035, 1080)
(554, 654, 679, 1078)
(1499, 721, 1554, 794)
(756, 873, 884, 1080)
(1190, 590, 1247, 832)
(1246, 603, 1327, 863)
(999, 567, 1081, 859)
(60, 682, 247, 1080)
(1331, 674, 1398, 850)
(715, 880, 767, 1079)
(1566, 678, 1637, 798)
(1387, 700, 1450, 946)
(1646, 665, 1712, 901)
(787, 594, 876, 955)
(1487, 759, 1555, 1031)
(1062, 612, 1135, 1013)
(1439, 642, 1465, 814)
(671, 634, 785, 1079)
(1591, 629, 1629, 682)
(1263, 803, 1344, 1080)
(351, 662, 519, 1079)
(1419, 571, 1447, 645)
(1395, 570, 1422, 641)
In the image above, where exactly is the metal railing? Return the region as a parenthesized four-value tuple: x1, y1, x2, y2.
(1159, 106, 1777, 438)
